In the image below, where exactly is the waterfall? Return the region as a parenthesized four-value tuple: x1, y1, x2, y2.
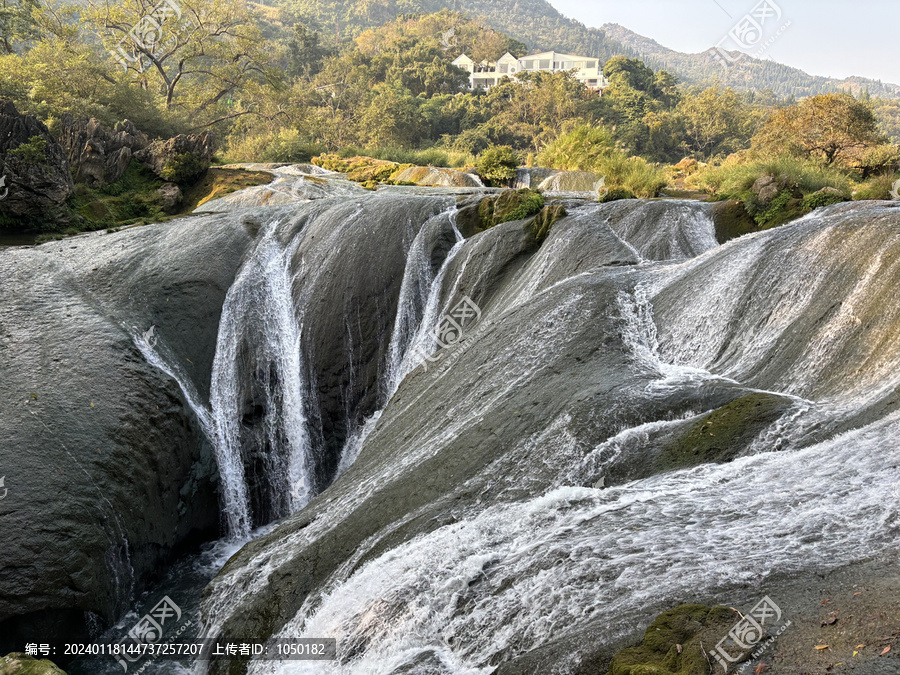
(384, 210, 465, 399)
(208, 221, 312, 537)
(134, 217, 312, 539)
(339, 210, 465, 472)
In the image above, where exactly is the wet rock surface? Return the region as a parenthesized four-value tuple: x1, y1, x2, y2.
(0, 213, 255, 651)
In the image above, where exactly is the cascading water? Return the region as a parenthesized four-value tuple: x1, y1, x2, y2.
(197, 199, 900, 675)
(208, 221, 313, 535)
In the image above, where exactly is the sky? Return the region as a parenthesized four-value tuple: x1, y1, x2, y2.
(547, 0, 900, 86)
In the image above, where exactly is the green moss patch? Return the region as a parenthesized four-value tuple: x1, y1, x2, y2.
(477, 189, 545, 229)
(658, 393, 791, 471)
(0, 652, 67, 674)
(606, 604, 738, 675)
(527, 203, 567, 245)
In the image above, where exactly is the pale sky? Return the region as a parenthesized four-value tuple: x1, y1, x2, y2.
(547, 0, 900, 86)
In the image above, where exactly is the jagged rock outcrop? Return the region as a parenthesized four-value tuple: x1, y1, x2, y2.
(57, 115, 149, 188)
(0, 101, 73, 218)
(135, 132, 217, 184)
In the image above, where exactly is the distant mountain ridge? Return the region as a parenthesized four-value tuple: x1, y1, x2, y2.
(601, 22, 900, 99)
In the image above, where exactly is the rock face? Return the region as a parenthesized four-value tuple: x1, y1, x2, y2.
(0, 211, 259, 653)
(57, 116, 149, 188)
(157, 181, 183, 213)
(391, 166, 481, 188)
(0, 101, 74, 218)
(537, 169, 603, 193)
(135, 132, 217, 184)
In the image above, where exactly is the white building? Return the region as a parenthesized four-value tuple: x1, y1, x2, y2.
(452, 51, 609, 91)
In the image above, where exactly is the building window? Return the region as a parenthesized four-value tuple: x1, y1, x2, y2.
(498, 64, 508, 74)
(539, 59, 550, 69)
(523, 60, 534, 70)
(587, 61, 597, 69)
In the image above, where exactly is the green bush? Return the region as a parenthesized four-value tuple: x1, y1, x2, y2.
(538, 125, 666, 198)
(802, 191, 847, 210)
(160, 152, 206, 184)
(599, 188, 636, 203)
(696, 154, 851, 200)
(336, 145, 472, 168)
(476, 145, 519, 186)
(8, 136, 48, 165)
(224, 128, 324, 164)
(853, 175, 899, 200)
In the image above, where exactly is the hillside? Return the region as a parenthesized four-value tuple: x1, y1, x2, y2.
(275, 0, 900, 99)
(602, 22, 900, 99)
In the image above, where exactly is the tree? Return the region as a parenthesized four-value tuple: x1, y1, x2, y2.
(754, 93, 886, 166)
(83, 0, 274, 113)
(677, 86, 759, 158)
(0, 0, 40, 53)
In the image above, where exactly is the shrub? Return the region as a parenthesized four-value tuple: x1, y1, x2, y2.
(695, 154, 851, 200)
(538, 125, 666, 198)
(160, 152, 206, 184)
(853, 175, 899, 200)
(802, 191, 848, 210)
(476, 145, 519, 186)
(224, 128, 324, 164)
(8, 136, 48, 165)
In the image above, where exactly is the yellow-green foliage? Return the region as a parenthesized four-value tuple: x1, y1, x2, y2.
(224, 128, 324, 164)
(853, 174, 899, 200)
(538, 125, 667, 198)
(695, 153, 851, 199)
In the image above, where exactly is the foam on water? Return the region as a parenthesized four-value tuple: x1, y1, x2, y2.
(252, 410, 900, 674)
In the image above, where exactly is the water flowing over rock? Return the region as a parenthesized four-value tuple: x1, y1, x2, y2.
(5, 185, 900, 674)
(57, 115, 149, 188)
(0, 101, 74, 218)
(194, 199, 900, 675)
(513, 166, 559, 189)
(537, 169, 604, 194)
(196, 164, 367, 212)
(0, 213, 254, 650)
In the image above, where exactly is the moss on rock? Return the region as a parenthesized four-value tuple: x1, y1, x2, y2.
(477, 189, 545, 229)
(527, 203, 567, 245)
(658, 393, 791, 471)
(710, 199, 759, 243)
(605, 604, 737, 675)
(0, 653, 66, 674)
